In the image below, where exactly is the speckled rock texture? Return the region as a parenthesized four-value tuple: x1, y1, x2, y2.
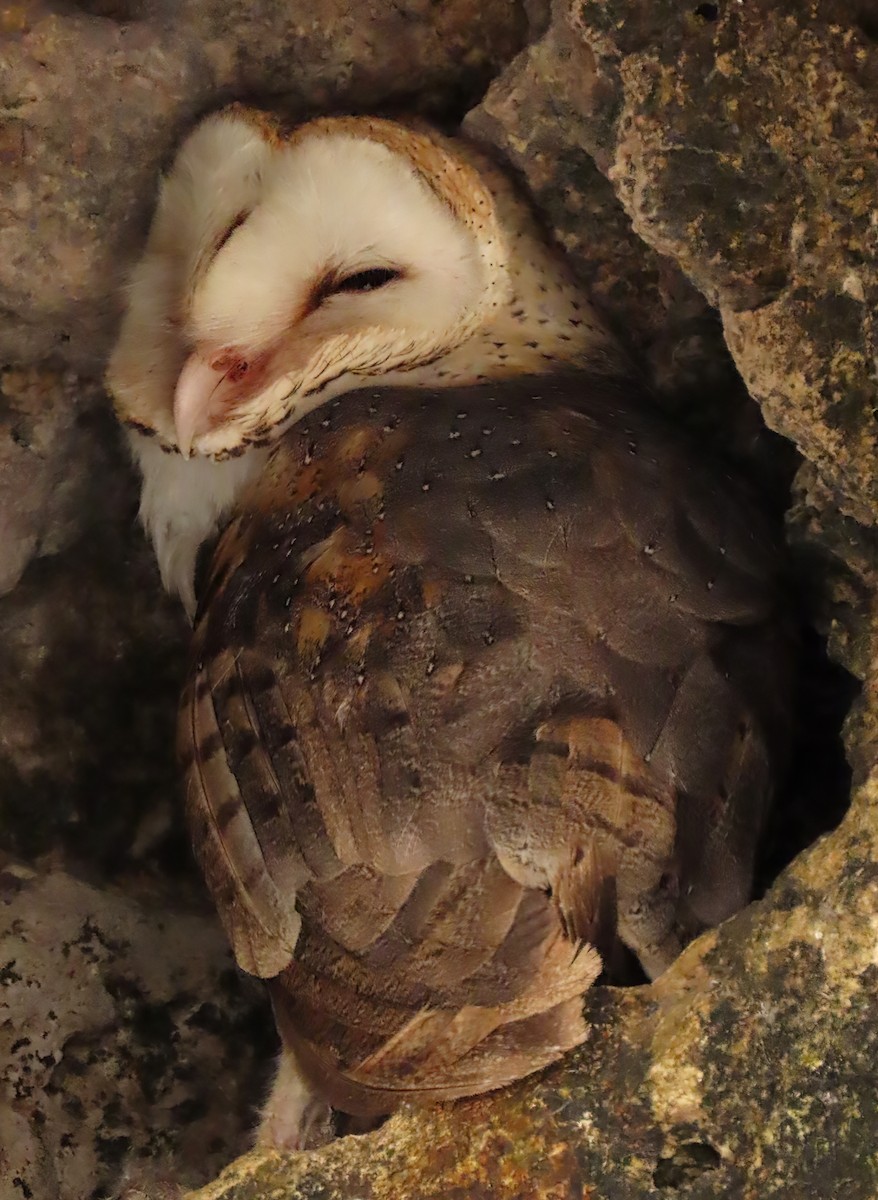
(0, 0, 875, 1197)
(566, 0, 878, 528)
(0, 862, 271, 1200)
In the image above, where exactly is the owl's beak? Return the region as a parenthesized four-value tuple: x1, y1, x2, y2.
(174, 348, 265, 457)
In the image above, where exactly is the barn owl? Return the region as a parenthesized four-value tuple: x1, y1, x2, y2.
(107, 106, 791, 1149)
(108, 105, 622, 616)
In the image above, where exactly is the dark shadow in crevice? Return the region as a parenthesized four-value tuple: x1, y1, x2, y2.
(62, 0, 153, 21)
(641, 319, 859, 907)
(856, 9, 878, 42)
(654, 1140, 722, 1189)
(755, 627, 860, 896)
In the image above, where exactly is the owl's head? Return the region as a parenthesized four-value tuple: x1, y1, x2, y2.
(108, 106, 610, 460)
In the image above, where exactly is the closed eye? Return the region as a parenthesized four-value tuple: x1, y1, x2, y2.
(307, 265, 403, 316)
(332, 267, 402, 293)
(214, 211, 249, 257)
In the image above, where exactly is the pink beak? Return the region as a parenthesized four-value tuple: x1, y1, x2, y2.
(173, 349, 265, 457)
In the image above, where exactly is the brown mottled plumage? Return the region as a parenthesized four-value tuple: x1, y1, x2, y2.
(181, 373, 791, 1121)
(107, 106, 792, 1148)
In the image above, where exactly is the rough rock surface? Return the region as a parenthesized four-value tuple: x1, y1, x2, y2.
(566, 0, 878, 527)
(0, 862, 272, 1200)
(0, 366, 189, 872)
(465, 10, 727, 398)
(0, 368, 103, 595)
(0, 0, 875, 1197)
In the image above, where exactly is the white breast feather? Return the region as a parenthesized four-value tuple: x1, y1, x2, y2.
(133, 434, 266, 618)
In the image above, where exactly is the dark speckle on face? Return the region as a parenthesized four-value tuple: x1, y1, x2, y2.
(124, 418, 158, 438)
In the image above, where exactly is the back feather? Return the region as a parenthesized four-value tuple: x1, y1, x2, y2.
(180, 373, 792, 1113)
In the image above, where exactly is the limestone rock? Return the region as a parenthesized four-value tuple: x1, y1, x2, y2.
(0, 862, 272, 1200)
(787, 461, 878, 697)
(566, 0, 878, 526)
(0, 367, 105, 595)
(0, 369, 187, 869)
